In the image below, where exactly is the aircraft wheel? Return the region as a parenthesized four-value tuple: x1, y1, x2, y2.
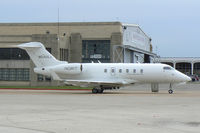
(92, 88, 98, 94)
(168, 89, 173, 94)
(98, 89, 104, 93)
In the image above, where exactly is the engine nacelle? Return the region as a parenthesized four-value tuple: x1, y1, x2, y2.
(53, 64, 82, 75)
(34, 64, 82, 76)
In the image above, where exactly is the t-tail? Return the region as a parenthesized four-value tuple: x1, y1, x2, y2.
(18, 42, 65, 67)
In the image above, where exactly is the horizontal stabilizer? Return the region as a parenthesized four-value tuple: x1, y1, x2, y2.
(18, 42, 43, 48)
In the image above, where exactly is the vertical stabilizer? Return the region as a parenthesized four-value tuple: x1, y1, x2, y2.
(18, 42, 64, 67)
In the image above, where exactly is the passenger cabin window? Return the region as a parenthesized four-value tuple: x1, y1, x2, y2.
(126, 69, 129, 73)
(119, 69, 122, 73)
(133, 69, 136, 73)
(140, 69, 143, 74)
(104, 69, 107, 73)
(111, 69, 115, 73)
(163, 67, 172, 70)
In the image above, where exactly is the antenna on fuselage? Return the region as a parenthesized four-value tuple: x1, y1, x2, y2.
(97, 60, 101, 63)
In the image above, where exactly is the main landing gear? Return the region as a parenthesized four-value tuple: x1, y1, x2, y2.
(92, 86, 120, 94)
(168, 83, 173, 94)
(92, 88, 104, 94)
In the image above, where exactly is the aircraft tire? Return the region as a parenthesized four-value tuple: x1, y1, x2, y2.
(98, 89, 104, 93)
(168, 89, 173, 94)
(92, 88, 98, 94)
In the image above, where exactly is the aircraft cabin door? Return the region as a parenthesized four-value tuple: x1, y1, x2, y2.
(110, 67, 116, 76)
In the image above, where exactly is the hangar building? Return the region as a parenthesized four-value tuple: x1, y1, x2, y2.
(0, 22, 156, 86)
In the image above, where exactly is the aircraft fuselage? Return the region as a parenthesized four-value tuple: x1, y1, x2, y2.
(34, 63, 191, 86)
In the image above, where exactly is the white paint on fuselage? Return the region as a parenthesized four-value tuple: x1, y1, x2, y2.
(50, 63, 190, 84)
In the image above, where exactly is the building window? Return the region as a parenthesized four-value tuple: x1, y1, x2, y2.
(45, 76, 51, 81)
(23, 69, 29, 80)
(37, 74, 43, 81)
(176, 63, 191, 75)
(194, 63, 200, 76)
(60, 48, 68, 61)
(82, 40, 110, 63)
(37, 75, 51, 82)
(104, 69, 107, 73)
(119, 69, 122, 73)
(0, 68, 30, 81)
(0, 48, 30, 60)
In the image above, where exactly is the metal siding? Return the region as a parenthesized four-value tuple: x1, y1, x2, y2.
(123, 26, 150, 52)
(124, 50, 131, 63)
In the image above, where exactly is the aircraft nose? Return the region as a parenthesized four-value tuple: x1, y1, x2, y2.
(180, 73, 191, 82)
(184, 75, 192, 82)
(176, 71, 191, 82)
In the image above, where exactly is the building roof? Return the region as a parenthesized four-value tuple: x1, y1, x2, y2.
(0, 22, 122, 26)
(158, 57, 200, 63)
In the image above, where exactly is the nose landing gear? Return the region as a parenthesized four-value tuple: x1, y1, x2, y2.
(168, 83, 173, 94)
(168, 89, 173, 94)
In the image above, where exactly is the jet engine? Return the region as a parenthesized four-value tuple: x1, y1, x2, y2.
(34, 64, 82, 76)
(53, 64, 82, 75)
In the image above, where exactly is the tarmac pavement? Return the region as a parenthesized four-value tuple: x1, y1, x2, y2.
(0, 83, 200, 133)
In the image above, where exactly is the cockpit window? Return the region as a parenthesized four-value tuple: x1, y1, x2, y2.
(163, 66, 172, 70)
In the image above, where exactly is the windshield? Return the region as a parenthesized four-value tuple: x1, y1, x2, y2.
(163, 66, 172, 70)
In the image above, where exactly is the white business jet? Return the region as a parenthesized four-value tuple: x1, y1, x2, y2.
(18, 42, 191, 94)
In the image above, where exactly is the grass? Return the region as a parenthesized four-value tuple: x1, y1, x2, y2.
(0, 86, 92, 90)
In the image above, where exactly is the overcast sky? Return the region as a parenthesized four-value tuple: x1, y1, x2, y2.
(0, 0, 200, 57)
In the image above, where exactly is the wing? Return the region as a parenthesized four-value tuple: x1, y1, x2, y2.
(63, 79, 137, 87)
